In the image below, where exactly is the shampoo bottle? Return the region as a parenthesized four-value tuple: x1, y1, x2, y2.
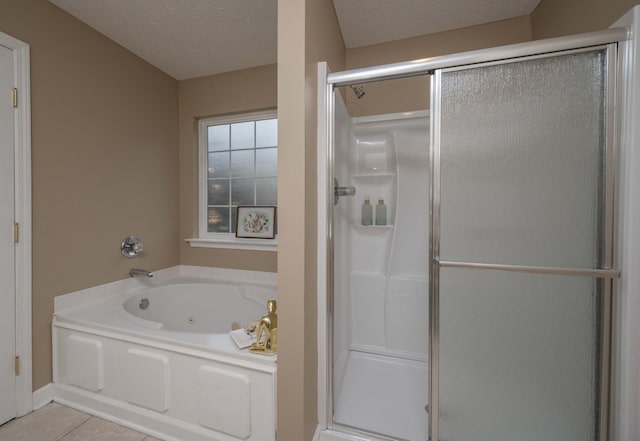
(361, 197, 373, 226)
(375, 196, 387, 225)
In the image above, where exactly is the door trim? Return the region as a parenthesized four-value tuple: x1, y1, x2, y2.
(0, 30, 32, 418)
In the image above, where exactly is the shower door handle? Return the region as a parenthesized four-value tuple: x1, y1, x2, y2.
(334, 178, 356, 205)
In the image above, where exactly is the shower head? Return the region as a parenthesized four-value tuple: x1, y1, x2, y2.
(350, 84, 365, 99)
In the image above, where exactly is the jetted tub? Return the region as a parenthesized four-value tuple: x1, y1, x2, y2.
(122, 282, 273, 334)
(52, 267, 277, 441)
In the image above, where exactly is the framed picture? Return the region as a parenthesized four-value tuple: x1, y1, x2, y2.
(236, 206, 277, 239)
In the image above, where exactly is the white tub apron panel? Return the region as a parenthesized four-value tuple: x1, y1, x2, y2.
(125, 349, 170, 412)
(63, 335, 103, 392)
(197, 365, 251, 439)
(54, 326, 275, 441)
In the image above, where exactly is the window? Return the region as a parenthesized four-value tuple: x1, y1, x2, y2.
(190, 110, 278, 250)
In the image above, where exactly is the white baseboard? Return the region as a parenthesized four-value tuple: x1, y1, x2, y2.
(32, 383, 56, 410)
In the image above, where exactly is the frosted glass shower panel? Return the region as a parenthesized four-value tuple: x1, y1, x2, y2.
(438, 268, 600, 441)
(439, 50, 607, 268)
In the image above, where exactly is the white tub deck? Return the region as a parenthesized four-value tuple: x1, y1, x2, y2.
(54, 285, 277, 367)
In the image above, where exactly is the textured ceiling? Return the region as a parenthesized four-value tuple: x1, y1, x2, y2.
(49, 0, 540, 80)
(49, 0, 277, 80)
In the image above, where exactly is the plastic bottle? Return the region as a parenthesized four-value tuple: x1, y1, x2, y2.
(375, 196, 387, 225)
(361, 196, 373, 226)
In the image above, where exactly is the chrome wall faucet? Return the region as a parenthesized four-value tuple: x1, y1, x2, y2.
(129, 268, 153, 278)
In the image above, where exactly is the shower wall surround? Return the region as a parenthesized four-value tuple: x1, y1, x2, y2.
(332, 95, 429, 440)
(347, 113, 429, 358)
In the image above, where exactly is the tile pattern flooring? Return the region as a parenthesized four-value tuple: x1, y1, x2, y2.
(0, 403, 161, 441)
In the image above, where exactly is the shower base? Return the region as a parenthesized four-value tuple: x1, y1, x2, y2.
(333, 351, 428, 441)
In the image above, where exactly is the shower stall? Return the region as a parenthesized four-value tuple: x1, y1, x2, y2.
(317, 27, 630, 441)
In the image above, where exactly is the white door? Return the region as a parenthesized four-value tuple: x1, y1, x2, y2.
(0, 44, 16, 426)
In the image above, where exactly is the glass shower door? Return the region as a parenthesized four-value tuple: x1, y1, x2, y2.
(431, 47, 617, 441)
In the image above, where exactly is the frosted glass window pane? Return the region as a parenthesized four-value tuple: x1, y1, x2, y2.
(207, 207, 230, 233)
(208, 152, 229, 178)
(256, 148, 277, 177)
(230, 150, 254, 177)
(256, 119, 278, 147)
(208, 125, 229, 152)
(231, 179, 255, 206)
(256, 178, 277, 205)
(439, 268, 599, 441)
(207, 180, 229, 205)
(231, 122, 255, 149)
(439, 50, 607, 268)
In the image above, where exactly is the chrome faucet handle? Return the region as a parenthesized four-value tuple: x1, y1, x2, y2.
(121, 236, 144, 258)
(334, 178, 356, 205)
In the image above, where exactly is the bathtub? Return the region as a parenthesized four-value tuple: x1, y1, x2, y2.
(52, 266, 277, 441)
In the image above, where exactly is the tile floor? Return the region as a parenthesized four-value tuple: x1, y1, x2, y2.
(0, 403, 161, 441)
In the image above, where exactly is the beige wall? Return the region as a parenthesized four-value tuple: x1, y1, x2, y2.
(532, 0, 640, 39)
(344, 16, 533, 116)
(0, 0, 179, 390)
(178, 65, 277, 272)
(276, 0, 345, 440)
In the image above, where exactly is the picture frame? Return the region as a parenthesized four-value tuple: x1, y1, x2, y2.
(235, 206, 277, 239)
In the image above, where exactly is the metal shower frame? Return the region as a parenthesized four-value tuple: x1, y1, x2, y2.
(318, 26, 628, 441)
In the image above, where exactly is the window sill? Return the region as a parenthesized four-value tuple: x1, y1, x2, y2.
(185, 237, 277, 252)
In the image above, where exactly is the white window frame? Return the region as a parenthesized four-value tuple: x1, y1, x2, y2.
(186, 109, 278, 251)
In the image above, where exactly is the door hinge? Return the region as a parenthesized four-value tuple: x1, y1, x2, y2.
(14, 356, 20, 376)
(13, 223, 19, 243)
(12, 88, 17, 108)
